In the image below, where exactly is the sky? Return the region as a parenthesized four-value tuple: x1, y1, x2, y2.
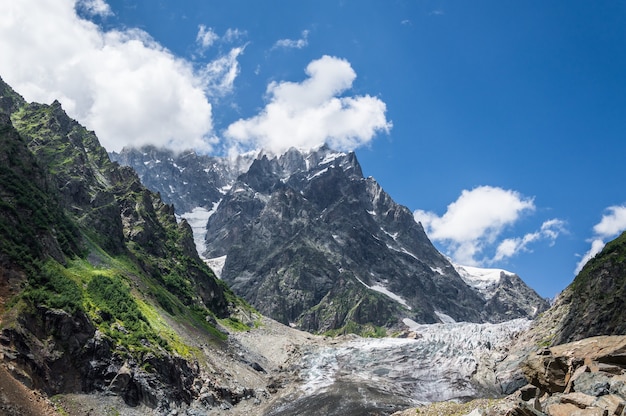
(1, 0, 625, 298)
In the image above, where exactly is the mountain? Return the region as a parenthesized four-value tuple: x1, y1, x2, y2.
(113, 145, 549, 333)
(455, 264, 548, 323)
(0, 76, 273, 413)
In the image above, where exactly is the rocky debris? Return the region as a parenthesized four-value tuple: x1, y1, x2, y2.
(497, 335, 626, 415)
(0, 306, 281, 415)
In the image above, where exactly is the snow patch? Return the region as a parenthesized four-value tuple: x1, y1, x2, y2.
(384, 230, 399, 240)
(454, 264, 514, 299)
(320, 152, 346, 165)
(434, 310, 456, 324)
(205, 255, 227, 279)
(307, 167, 329, 181)
(354, 277, 411, 310)
(386, 244, 419, 261)
(177, 202, 221, 258)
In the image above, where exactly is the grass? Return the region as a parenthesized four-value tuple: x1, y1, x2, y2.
(219, 316, 251, 332)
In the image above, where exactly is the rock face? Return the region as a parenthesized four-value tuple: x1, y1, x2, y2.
(456, 265, 550, 323)
(511, 230, 626, 353)
(110, 146, 255, 214)
(509, 336, 626, 416)
(113, 145, 548, 332)
(206, 147, 491, 331)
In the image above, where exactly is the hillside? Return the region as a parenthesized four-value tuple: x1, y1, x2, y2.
(0, 76, 273, 412)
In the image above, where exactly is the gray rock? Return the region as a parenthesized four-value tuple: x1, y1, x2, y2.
(574, 372, 611, 397)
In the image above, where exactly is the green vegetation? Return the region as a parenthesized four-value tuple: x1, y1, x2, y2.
(0, 85, 244, 374)
(571, 230, 626, 293)
(219, 316, 251, 332)
(22, 261, 84, 314)
(87, 273, 167, 351)
(324, 321, 388, 338)
(0, 130, 82, 268)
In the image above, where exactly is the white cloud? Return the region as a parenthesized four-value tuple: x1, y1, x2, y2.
(492, 219, 565, 263)
(201, 46, 245, 97)
(575, 239, 606, 275)
(273, 30, 309, 50)
(0, 0, 247, 152)
(76, 0, 112, 17)
(575, 205, 626, 274)
(593, 206, 626, 238)
(196, 25, 219, 49)
(196, 26, 245, 50)
(225, 55, 392, 154)
(414, 186, 565, 266)
(224, 28, 246, 43)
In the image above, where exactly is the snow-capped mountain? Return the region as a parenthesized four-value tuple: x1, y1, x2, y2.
(112, 145, 549, 332)
(455, 264, 549, 323)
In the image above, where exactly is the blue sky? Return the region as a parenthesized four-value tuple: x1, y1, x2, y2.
(1, 1, 625, 298)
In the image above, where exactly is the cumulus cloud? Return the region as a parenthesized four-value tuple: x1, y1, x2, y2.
(0, 0, 246, 152)
(273, 30, 309, 50)
(575, 205, 626, 274)
(414, 186, 564, 266)
(225, 55, 392, 154)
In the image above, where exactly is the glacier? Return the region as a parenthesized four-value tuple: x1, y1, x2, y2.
(301, 318, 529, 403)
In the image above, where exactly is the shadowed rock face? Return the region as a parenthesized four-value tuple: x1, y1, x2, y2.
(0, 76, 239, 411)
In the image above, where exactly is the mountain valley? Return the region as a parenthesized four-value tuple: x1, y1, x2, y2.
(1, 75, 626, 416)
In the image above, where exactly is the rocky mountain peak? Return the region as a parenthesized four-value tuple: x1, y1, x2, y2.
(112, 142, 549, 333)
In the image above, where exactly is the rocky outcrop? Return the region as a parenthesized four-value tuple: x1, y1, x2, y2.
(496, 336, 626, 416)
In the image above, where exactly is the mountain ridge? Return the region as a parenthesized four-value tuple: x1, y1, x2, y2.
(112, 144, 550, 333)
